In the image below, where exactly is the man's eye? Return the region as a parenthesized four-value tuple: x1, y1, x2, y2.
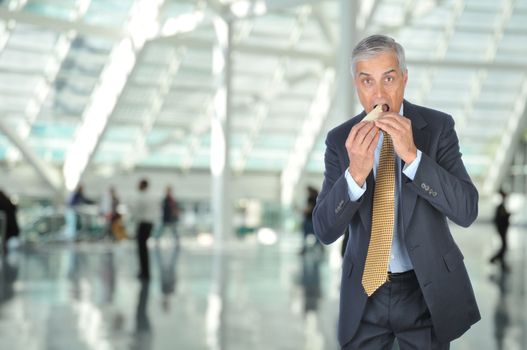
(385, 76, 394, 82)
(363, 79, 372, 85)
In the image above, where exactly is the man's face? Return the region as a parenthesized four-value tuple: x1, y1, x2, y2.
(353, 51, 408, 114)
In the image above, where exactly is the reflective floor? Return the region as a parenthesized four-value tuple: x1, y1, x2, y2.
(0, 222, 526, 350)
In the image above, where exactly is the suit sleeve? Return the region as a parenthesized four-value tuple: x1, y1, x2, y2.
(408, 115, 478, 227)
(313, 134, 364, 244)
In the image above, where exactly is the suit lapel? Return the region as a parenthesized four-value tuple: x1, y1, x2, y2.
(401, 100, 429, 232)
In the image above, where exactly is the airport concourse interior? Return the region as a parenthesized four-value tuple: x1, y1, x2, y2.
(0, 0, 527, 349)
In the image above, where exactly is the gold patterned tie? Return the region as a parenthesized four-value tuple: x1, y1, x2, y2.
(362, 133, 396, 297)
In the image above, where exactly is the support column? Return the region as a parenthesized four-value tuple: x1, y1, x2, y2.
(338, 0, 359, 121)
(206, 16, 232, 350)
(211, 17, 233, 243)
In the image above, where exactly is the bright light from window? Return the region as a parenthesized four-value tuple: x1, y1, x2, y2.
(230, 0, 267, 17)
(161, 12, 204, 36)
(230, 1, 251, 17)
(257, 227, 277, 245)
(254, 1, 267, 15)
(197, 232, 214, 246)
(128, 0, 163, 47)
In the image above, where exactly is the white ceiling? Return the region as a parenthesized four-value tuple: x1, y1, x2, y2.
(0, 0, 526, 198)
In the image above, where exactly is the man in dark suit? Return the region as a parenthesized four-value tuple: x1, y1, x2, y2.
(313, 35, 480, 349)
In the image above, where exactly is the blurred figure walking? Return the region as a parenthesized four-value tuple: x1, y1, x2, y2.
(133, 179, 157, 280)
(156, 186, 180, 244)
(101, 186, 126, 240)
(65, 184, 95, 240)
(0, 190, 20, 255)
(490, 189, 511, 269)
(300, 186, 320, 255)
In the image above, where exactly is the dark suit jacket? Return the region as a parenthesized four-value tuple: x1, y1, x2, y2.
(313, 100, 480, 346)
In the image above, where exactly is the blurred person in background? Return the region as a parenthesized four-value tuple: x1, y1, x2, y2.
(65, 184, 95, 240)
(133, 179, 157, 280)
(156, 186, 180, 244)
(132, 280, 152, 349)
(68, 184, 94, 207)
(100, 186, 126, 240)
(0, 189, 19, 255)
(155, 242, 178, 313)
(489, 189, 511, 270)
(299, 186, 320, 255)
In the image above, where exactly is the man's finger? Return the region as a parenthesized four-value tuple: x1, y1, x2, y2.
(355, 122, 377, 145)
(349, 122, 374, 146)
(375, 118, 406, 134)
(362, 126, 380, 149)
(347, 121, 368, 143)
(367, 130, 381, 153)
(375, 116, 404, 131)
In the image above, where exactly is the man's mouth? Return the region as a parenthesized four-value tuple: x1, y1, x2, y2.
(373, 104, 390, 112)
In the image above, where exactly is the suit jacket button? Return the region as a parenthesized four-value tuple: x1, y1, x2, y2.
(421, 183, 426, 189)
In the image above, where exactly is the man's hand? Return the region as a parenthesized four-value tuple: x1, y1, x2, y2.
(375, 113, 417, 164)
(345, 121, 380, 186)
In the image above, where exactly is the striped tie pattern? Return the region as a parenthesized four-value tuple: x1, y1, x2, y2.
(361, 133, 396, 297)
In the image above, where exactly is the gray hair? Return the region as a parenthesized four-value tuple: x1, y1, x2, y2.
(351, 35, 407, 77)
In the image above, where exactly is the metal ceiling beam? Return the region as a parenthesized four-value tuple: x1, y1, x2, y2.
(226, 0, 333, 19)
(157, 35, 527, 71)
(372, 0, 445, 35)
(6, 8, 525, 71)
(0, 7, 124, 39)
(264, 0, 333, 11)
(408, 59, 527, 71)
(155, 33, 331, 61)
(2, 1, 526, 71)
(0, 118, 62, 193)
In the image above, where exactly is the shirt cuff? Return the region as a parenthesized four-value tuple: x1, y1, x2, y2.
(402, 150, 422, 181)
(344, 169, 367, 201)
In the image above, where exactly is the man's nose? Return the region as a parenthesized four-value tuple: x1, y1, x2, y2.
(375, 83, 385, 98)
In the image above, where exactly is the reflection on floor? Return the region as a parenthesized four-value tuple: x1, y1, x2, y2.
(0, 222, 525, 350)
